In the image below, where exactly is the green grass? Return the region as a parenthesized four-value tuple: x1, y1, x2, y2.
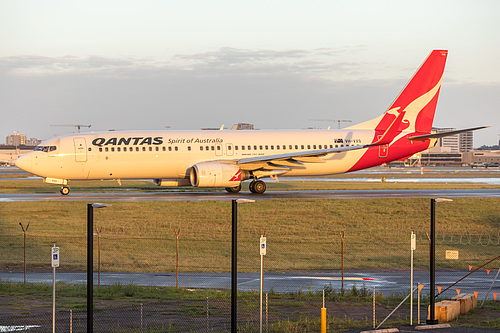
(1, 198, 499, 272)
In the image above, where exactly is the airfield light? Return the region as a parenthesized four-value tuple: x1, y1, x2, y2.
(87, 203, 111, 333)
(427, 198, 452, 325)
(232, 198, 255, 333)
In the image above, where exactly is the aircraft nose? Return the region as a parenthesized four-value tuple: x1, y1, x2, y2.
(15, 153, 33, 173)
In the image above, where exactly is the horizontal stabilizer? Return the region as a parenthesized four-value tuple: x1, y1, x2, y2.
(408, 126, 488, 141)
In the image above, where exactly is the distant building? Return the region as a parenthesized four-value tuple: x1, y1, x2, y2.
(405, 127, 475, 166)
(6, 132, 26, 146)
(459, 131, 473, 152)
(26, 137, 41, 146)
(463, 150, 500, 165)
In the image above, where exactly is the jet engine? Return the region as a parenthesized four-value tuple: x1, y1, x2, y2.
(189, 162, 248, 187)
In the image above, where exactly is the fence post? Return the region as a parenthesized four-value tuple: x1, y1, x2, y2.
(140, 303, 143, 333)
(373, 286, 376, 328)
(206, 297, 209, 333)
(173, 227, 181, 288)
(340, 231, 345, 292)
(19, 222, 30, 285)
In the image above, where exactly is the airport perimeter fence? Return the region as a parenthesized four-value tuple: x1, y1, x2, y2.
(1, 206, 500, 331)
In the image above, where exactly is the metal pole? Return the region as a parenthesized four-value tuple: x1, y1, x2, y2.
(410, 231, 415, 325)
(19, 223, 29, 285)
(340, 231, 344, 292)
(260, 249, 264, 333)
(373, 286, 376, 328)
(231, 200, 237, 333)
(266, 293, 268, 333)
(426, 199, 438, 325)
(52, 243, 56, 333)
(87, 203, 94, 333)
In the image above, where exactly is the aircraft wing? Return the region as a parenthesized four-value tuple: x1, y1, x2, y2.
(231, 142, 380, 177)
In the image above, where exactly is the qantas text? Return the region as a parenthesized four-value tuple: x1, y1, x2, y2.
(92, 137, 225, 147)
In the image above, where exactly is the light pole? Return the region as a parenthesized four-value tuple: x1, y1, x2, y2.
(426, 198, 452, 325)
(87, 203, 111, 333)
(231, 198, 254, 333)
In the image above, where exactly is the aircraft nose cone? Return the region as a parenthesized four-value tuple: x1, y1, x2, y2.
(15, 153, 33, 173)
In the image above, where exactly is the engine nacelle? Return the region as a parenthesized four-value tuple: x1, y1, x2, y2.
(190, 162, 248, 187)
(153, 179, 191, 187)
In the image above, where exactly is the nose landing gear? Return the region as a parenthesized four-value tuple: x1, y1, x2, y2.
(60, 186, 70, 195)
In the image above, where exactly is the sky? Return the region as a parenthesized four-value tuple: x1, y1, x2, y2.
(1, 0, 499, 147)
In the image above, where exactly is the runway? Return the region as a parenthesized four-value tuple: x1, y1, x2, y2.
(1, 269, 498, 300)
(1, 188, 499, 202)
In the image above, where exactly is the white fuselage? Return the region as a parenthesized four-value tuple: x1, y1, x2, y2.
(18, 129, 383, 181)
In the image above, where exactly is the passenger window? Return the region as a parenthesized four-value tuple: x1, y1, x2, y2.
(148, 147, 152, 151)
(270, 145, 274, 150)
(301, 145, 304, 149)
(259, 145, 263, 150)
(175, 147, 178, 151)
(265, 145, 268, 150)
(283, 145, 286, 149)
(241, 146, 245, 150)
(254, 145, 257, 150)
(188, 146, 191, 151)
(307, 145, 311, 149)
(330, 145, 333, 148)
(142, 147, 146, 151)
(235, 146, 238, 150)
(162, 147, 166, 151)
(211, 146, 214, 151)
(123, 147, 127, 152)
(155, 147, 159, 151)
(206, 146, 209, 151)
(105, 147, 109, 152)
(313, 145, 316, 149)
(99, 148, 103, 152)
(318, 145, 322, 149)
(200, 146, 203, 151)
(117, 147, 121, 152)
(169, 147, 172, 151)
(276, 145, 279, 150)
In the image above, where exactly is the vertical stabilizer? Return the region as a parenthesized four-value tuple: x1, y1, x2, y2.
(347, 50, 448, 135)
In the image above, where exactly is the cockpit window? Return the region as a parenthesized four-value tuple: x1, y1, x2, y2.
(34, 145, 57, 152)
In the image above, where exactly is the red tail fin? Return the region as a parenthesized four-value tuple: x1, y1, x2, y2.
(348, 50, 448, 135)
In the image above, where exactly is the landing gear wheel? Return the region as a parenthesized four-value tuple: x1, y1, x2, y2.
(60, 186, 70, 195)
(250, 180, 266, 194)
(225, 184, 242, 193)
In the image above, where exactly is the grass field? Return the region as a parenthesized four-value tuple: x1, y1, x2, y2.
(1, 198, 498, 272)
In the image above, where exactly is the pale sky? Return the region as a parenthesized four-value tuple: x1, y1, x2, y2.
(1, 0, 499, 146)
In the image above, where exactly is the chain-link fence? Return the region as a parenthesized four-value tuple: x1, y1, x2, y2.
(1, 198, 499, 331)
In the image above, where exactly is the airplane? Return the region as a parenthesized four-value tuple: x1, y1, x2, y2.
(15, 50, 486, 195)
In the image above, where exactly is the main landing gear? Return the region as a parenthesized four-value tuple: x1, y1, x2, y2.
(225, 184, 242, 193)
(249, 180, 266, 194)
(224, 180, 267, 194)
(60, 186, 70, 195)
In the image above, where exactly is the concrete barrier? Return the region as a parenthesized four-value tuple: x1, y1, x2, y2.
(451, 293, 477, 315)
(428, 300, 460, 322)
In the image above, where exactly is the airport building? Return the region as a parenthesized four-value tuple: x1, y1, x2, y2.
(6, 132, 26, 146)
(404, 127, 500, 167)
